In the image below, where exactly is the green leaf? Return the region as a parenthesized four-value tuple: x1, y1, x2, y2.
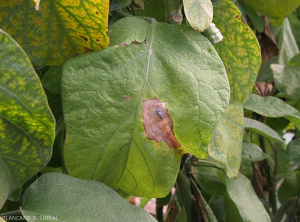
(271, 53, 300, 99)
(208, 103, 244, 178)
(271, 19, 299, 65)
(226, 173, 271, 222)
(247, 0, 300, 20)
(20, 173, 156, 222)
(242, 142, 268, 161)
(62, 17, 230, 197)
(244, 94, 300, 129)
(0, 30, 55, 209)
(287, 140, 300, 162)
(183, 0, 213, 32)
(244, 117, 284, 142)
(41, 66, 63, 94)
(0, 0, 109, 67)
(213, 0, 261, 104)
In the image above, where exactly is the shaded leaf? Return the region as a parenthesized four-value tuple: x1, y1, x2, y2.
(0, 0, 109, 67)
(242, 142, 268, 161)
(213, 0, 261, 104)
(287, 140, 300, 162)
(176, 171, 196, 222)
(273, 198, 296, 222)
(183, 0, 213, 32)
(208, 196, 226, 222)
(244, 94, 300, 129)
(195, 166, 226, 196)
(244, 117, 284, 142)
(238, 0, 265, 32)
(226, 173, 271, 222)
(271, 19, 299, 65)
(289, 14, 300, 49)
(278, 171, 300, 204)
(247, 0, 300, 20)
(21, 173, 156, 222)
(62, 18, 230, 197)
(208, 103, 244, 178)
(110, 0, 131, 11)
(135, 0, 166, 22)
(0, 30, 55, 209)
(41, 66, 63, 94)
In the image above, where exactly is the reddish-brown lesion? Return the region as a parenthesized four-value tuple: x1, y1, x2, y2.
(142, 98, 181, 148)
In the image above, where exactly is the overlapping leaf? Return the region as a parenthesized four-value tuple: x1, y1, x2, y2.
(247, 0, 300, 20)
(62, 17, 230, 197)
(21, 173, 156, 222)
(183, 0, 213, 32)
(0, 29, 55, 209)
(0, 0, 109, 67)
(245, 94, 300, 129)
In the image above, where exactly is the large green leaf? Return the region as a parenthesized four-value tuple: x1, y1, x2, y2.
(225, 173, 271, 222)
(20, 173, 156, 222)
(183, 0, 213, 32)
(289, 14, 300, 49)
(244, 94, 300, 129)
(271, 53, 300, 99)
(0, 0, 109, 67)
(62, 17, 230, 197)
(213, 0, 261, 104)
(247, 0, 300, 20)
(244, 118, 284, 142)
(271, 19, 299, 65)
(208, 103, 244, 178)
(0, 30, 55, 209)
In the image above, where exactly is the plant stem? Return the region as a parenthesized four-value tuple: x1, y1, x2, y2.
(0, 210, 21, 217)
(156, 202, 164, 222)
(164, 0, 183, 24)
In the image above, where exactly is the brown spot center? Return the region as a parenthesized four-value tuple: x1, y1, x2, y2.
(142, 98, 181, 148)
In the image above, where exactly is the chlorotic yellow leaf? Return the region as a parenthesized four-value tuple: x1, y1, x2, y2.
(213, 0, 261, 104)
(0, 0, 109, 67)
(0, 29, 55, 208)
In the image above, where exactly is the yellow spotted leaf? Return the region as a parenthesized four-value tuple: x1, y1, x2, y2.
(213, 0, 261, 104)
(208, 103, 244, 178)
(0, 0, 109, 67)
(0, 29, 55, 209)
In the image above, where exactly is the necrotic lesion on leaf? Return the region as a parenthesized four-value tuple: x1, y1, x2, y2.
(142, 98, 181, 148)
